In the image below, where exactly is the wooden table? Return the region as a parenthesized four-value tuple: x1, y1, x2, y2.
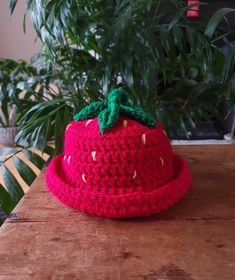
(0, 145, 234, 280)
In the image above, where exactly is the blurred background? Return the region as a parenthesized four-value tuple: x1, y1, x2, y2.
(0, 0, 41, 60)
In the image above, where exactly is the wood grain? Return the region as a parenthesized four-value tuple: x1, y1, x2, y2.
(0, 145, 234, 280)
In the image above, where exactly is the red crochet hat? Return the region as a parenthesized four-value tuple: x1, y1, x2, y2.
(46, 88, 191, 218)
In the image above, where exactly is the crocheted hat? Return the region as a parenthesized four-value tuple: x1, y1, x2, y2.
(46, 88, 191, 218)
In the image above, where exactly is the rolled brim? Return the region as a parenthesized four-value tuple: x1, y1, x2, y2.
(46, 154, 192, 218)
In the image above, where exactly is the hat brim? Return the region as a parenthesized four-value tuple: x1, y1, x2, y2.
(46, 154, 191, 218)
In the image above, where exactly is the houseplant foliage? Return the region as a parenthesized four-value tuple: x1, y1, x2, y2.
(0, 59, 44, 146)
(0, 0, 234, 221)
(0, 59, 55, 223)
(0, 146, 52, 223)
(0, 59, 32, 128)
(9, 0, 235, 146)
(0, 58, 58, 131)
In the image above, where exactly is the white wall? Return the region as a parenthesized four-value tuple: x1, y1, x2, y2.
(0, 0, 41, 60)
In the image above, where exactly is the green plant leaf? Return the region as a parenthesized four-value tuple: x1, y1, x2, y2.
(205, 8, 235, 39)
(0, 184, 15, 214)
(1, 164, 24, 205)
(23, 13, 26, 33)
(22, 150, 45, 170)
(0, 148, 16, 156)
(223, 45, 235, 85)
(13, 156, 37, 186)
(9, 0, 18, 15)
(43, 145, 55, 156)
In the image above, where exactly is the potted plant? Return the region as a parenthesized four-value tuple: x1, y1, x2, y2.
(9, 0, 235, 146)
(0, 58, 55, 224)
(0, 59, 45, 146)
(0, 59, 25, 146)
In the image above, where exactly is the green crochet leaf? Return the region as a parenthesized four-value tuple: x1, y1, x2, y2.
(73, 88, 157, 133)
(120, 104, 156, 128)
(98, 108, 112, 134)
(73, 101, 107, 121)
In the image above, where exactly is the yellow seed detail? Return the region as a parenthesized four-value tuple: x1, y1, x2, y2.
(160, 157, 164, 166)
(66, 124, 71, 131)
(163, 130, 167, 136)
(123, 120, 128, 127)
(92, 151, 96, 161)
(132, 170, 137, 179)
(86, 119, 94, 127)
(82, 174, 87, 184)
(142, 133, 146, 145)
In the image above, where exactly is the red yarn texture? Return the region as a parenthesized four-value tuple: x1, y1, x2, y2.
(46, 116, 192, 218)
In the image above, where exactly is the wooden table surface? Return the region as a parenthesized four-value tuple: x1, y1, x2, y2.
(0, 145, 234, 280)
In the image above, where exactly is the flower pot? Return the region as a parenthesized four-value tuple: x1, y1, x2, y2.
(0, 126, 20, 147)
